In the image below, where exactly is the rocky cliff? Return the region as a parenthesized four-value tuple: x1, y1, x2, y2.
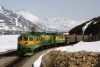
(40, 50, 100, 67)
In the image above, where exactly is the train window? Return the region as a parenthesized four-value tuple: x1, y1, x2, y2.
(37, 38, 38, 41)
(67, 38, 70, 40)
(29, 37, 33, 41)
(18, 37, 22, 41)
(24, 37, 28, 41)
(39, 38, 40, 41)
(41, 38, 42, 41)
(38, 38, 39, 41)
(39, 38, 41, 41)
(34, 38, 36, 42)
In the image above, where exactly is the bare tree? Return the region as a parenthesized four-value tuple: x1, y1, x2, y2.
(29, 25, 36, 32)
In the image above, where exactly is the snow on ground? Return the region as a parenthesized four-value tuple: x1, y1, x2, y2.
(1, 35, 100, 67)
(56, 41, 100, 52)
(67, 41, 100, 52)
(0, 35, 19, 52)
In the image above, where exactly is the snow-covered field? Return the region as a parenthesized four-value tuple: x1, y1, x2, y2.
(0, 35, 100, 67)
(0, 35, 19, 52)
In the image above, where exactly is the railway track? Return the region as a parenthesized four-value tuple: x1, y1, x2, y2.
(0, 44, 73, 67)
(0, 50, 31, 67)
(0, 50, 17, 58)
(5, 56, 31, 67)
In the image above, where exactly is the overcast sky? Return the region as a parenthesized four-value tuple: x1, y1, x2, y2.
(0, 0, 100, 21)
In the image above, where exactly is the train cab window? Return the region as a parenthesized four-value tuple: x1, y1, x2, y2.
(29, 37, 33, 41)
(24, 37, 28, 41)
(18, 37, 22, 41)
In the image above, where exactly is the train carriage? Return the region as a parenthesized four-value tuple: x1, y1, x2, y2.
(83, 35, 89, 41)
(65, 35, 76, 44)
(34, 32, 54, 48)
(41, 34, 53, 45)
(76, 35, 84, 41)
(55, 35, 65, 46)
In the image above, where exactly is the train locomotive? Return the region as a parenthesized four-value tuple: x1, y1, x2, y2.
(17, 32, 89, 56)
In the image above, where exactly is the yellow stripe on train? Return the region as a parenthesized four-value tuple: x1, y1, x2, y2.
(56, 36, 65, 40)
(18, 36, 42, 46)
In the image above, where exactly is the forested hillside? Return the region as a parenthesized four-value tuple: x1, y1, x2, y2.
(69, 16, 100, 36)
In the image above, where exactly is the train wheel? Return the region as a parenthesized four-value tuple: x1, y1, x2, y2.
(41, 46, 44, 50)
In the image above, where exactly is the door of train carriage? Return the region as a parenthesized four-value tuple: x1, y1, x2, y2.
(49, 33, 58, 46)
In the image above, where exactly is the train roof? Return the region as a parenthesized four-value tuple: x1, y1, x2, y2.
(65, 35, 89, 37)
(20, 33, 41, 38)
(29, 32, 58, 35)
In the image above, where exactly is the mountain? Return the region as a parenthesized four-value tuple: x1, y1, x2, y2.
(16, 9, 49, 32)
(47, 18, 85, 32)
(69, 16, 100, 36)
(0, 5, 85, 34)
(0, 6, 35, 32)
(16, 9, 40, 23)
(16, 9, 85, 32)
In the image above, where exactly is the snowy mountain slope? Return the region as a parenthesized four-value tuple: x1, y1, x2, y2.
(16, 9, 39, 23)
(16, 9, 48, 32)
(0, 6, 35, 31)
(16, 9, 85, 32)
(47, 18, 85, 32)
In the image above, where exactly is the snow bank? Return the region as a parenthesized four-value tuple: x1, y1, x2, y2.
(67, 41, 100, 52)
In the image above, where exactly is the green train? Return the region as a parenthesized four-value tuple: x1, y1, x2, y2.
(17, 32, 65, 56)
